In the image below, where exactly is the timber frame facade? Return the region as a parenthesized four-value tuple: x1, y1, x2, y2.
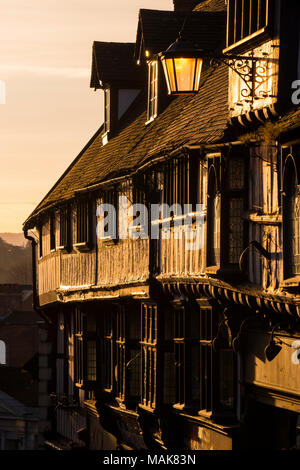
(24, 0, 300, 450)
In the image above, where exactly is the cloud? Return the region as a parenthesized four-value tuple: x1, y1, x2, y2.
(0, 65, 90, 79)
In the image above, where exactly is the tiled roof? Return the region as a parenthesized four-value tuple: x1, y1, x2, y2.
(24, 60, 230, 227)
(90, 42, 144, 89)
(24, 9, 230, 228)
(194, 0, 227, 11)
(135, 9, 226, 60)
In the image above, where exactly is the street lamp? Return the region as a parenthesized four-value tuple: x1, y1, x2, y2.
(159, 37, 203, 95)
(159, 36, 276, 102)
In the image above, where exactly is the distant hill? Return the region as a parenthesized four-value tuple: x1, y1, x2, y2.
(0, 237, 32, 284)
(0, 233, 28, 247)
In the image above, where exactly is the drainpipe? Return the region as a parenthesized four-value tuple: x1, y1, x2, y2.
(23, 227, 52, 324)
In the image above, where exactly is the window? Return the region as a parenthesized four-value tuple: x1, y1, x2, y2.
(104, 88, 110, 134)
(207, 155, 221, 267)
(172, 302, 200, 408)
(102, 311, 114, 391)
(115, 306, 141, 407)
(76, 200, 92, 247)
(198, 300, 235, 416)
(101, 189, 118, 239)
(74, 308, 97, 390)
(50, 213, 56, 251)
(38, 226, 43, 258)
(227, 0, 269, 48)
(100, 305, 140, 409)
(199, 304, 214, 412)
(162, 155, 199, 213)
(206, 153, 246, 270)
(141, 303, 157, 409)
(146, 61, 158, 123)
(59, 206, 71, 250)
(74, 308, 84, 388)
(0, 340, 6, 365)
(225, 156, 246, 266)
(282, 149, 300, 278)
(132, 173, 148, 230)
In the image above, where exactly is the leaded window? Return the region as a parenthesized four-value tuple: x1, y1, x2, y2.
(50, 213, 56, 251)
(141, 303, 157, 409)
(283, 150, 300, 278)
(104, 88, 110, 134)
(198, 300, 235, 416)
(207, 155, 221, 267)
(103, 312, 114, 391)
(76, 199, 93, 247)
(173, 303, 200, 408)
(74, 308, 97, 391)
(115, 306, 141, 408)
(161, 155, 199, 213)
(59, 206, 72, 250)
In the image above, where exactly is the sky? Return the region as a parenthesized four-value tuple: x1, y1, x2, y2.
(0, 0, 173, 232)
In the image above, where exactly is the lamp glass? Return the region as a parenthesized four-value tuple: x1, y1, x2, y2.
(162, 56, 203, 95)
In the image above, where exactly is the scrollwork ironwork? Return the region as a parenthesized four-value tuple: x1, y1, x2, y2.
(210, 53, 277, 105)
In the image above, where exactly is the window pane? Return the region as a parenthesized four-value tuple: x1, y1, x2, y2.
(87, 340, 97, 381)
(228, 157, 245, 190)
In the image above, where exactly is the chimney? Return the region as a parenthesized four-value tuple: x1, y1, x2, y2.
(173, 0, 200, 11)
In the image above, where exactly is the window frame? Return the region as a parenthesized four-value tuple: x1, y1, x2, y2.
(146, 60, 158, 125)
(74, 307, 97, 392)
(100, 188, 119, 242)
(58, 205, 72, 252)
(197, 299, 236, 419)
(172, 301, 200, 410)
(140, 302, 158, 410)
(282, 145, 300, 280)
(50, 212, 56, 251)
(206, 154, 222, 270)
(206, 152, 247, 274)
(104, 88, 110, 134)
(74, 199, 93, 250)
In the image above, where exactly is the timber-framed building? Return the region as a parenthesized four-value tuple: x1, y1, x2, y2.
(24, 0, 300, 450)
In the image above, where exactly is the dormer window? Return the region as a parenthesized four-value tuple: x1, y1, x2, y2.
(146, 61, 158, 124)
(226, 0, 270, 49)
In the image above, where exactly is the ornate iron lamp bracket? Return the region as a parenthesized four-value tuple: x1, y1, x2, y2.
(209, 53, 277, 104)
